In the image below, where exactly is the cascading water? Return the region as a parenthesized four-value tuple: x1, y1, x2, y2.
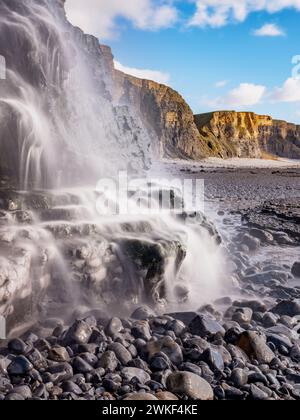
(0, 0, 229, 334)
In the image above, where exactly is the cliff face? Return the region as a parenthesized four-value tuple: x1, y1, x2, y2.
(194, 111, 300, 159)
(112, 68, 212, 159)
(0, 0, 212, 188)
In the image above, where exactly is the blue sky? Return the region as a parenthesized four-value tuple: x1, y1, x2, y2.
(66, 1, 300, 123)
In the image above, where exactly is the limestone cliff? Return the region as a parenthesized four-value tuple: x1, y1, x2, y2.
(194, 111, 300, 159)
(112, 66, 213, 159)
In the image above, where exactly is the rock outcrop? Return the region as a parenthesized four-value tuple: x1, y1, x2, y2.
(113, 68, 213, 159)
(194, 111, 300, 159)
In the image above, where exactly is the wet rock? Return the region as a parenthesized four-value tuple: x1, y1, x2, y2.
(262, 313, 278, 328)
(233, 300, 267, 313)
(0, 357, 11, 374)
(222, 384, 244, 400)
(108, 343, 132, 365)
(201, 348, 224, 372)
(98, 351, 118, 372)
(248, 372, 268, 385)
(45, 363, 73, 384)
(12, 385, 32, 399)
(179, 362, 202, 377)
(121, 367, 151, 384)
(249, 228, 273, 244)
(131, 321, 152, 341)
(230, 368, 248, 387)
(242, 234, 260, 251)
(189, 315, 225, 337)
(290, 345, 300, 362)
(63, 320, 93, 346)
(291, 262, 300, 278)
(267, 334, 293, 351)
(250, 384, 269, 400)
(7, 356, 33, 376)
(237, 331, 275, 364)
(61, 381, 82, 395)
(105, 318, 123, 337)
(156, 391, 178, 400)
(131, 307, 155, 320)
(124, 393, 158, 400)
(48, 346, 70, 362)
(167, 312, 199, 326)
(167, 371, 213, 400)
(146, 336, 183, 365)
(166, 319, 186, 336)
(5, 393, 25, 401)
(8, 338, 30, 355)
(272, 300, 300, 317)
(73, 356, 93, 374)
(149, 353, 170, 371)
(232, 308, 253, 325)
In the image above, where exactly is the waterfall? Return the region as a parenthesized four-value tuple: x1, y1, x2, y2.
(0, 0, 228, 331)
(0, 0, 151, 189)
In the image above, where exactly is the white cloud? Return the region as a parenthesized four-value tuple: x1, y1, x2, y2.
(114, 60, 170, 84)
(215, 80, 229, 88)
(189, 0, 300, 28)
(209, 83, 266, 108)
(254, 23, 285, 36)
(65, 0, 178, 39)
(270, 77, 300, 102)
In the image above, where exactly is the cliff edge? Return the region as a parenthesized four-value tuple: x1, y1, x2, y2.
(194, 111, 300, 159)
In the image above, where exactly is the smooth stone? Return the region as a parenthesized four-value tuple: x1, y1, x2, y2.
(105, 318, 123, 337)
(250, 384, 269, 400)
(46, 363, 73, 384)
(232, 308, 253, 325)
(201, 348, 224, 372)
(233, 300, 267, 313)
(0, 357, 11, 374)
(121, 367, 151, 384)
(241, 234, 260, 251)
(237, 331, 275, 364)
(222, 384, 244, 400)
(156, 391, 178, 400)
(124, 393, 158, 400)
(5, 393, 25, 401)
(130, 307, 155, 320)
(12, 385, 32, 399)
(167, 371, 213, 400)
(146, 336, 183, 365)
(8, 339, 29, 355)
(63, 320, 93, 345)
(61, 381, 83, 395)
(166, 319, 186, 336)
(7, 356, 33, 376)
(230, 368, 248, 387)
(262, 313, 278, 328)
(98, 351, 118, 372)
(108, 343, 132, 365)
(48, 346, 70, 362)
(149, 353, 170, 371)
(272, 300, 300, 317)
(73, 356, 93, 374)
(267, 334, 293, 350)
(179, 362, 202, 377)
(291, 262, 300, 278)
(248, 372, 268, 385)
(189, 315, 225, 337)
(131, 321, 152, 341)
